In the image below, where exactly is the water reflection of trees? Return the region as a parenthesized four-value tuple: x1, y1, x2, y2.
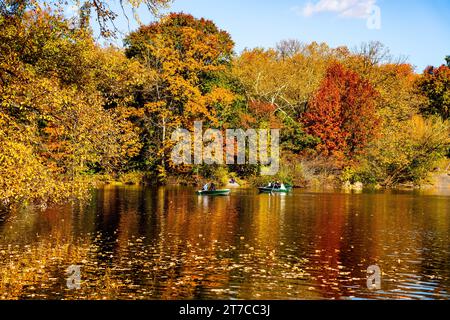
(0, 187, 449, 299)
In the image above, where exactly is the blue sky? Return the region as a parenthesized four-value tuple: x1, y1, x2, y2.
(87, 0, 450, 72)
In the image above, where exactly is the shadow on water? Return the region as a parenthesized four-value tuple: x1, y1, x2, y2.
(0, 185, 449, 300)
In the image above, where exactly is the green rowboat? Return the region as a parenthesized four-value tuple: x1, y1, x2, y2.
(258, 184, 293, 194)
(196, 189, 231, 196)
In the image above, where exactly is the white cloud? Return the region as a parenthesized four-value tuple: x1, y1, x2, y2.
(295, 0, 377, 19)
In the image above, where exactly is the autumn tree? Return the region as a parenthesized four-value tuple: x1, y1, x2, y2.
(302, 63, 380, 163)
(345, 43, 421, 124)
(0, 4, 149, 206)
(233, 43, 339, 118)
(340, 48, 449, 185)
(362, 115, 449, 186)
(233, 43, 343, 154)
(124, 13, 237, 180)
(417, 62, 450, 121)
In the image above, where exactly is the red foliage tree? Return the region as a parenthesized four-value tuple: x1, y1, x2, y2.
(302, 63, 380, 163)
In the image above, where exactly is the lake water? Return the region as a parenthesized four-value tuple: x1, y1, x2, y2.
(0, 186, 449, 300)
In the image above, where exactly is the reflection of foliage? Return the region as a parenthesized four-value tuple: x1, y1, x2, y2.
(2, 186, 449, 300)
(0, 238, 91, 299)
(0, 236, 311, 300)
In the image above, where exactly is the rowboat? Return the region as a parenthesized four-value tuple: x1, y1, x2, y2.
(258, 184, 293, 193)
(196, 189, 231, 196)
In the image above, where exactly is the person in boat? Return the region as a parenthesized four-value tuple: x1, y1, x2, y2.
(274, 181, 281, 189)
(202, 183, 209, 191)
(209, 183, 217, 191)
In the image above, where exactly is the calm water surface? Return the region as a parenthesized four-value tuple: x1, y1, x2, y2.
(0, 186, 449, 300)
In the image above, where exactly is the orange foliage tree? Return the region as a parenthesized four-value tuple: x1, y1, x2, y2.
(302, 63, 380, 164)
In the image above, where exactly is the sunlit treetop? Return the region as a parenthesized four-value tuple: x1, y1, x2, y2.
(125, 12, 234, 66)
